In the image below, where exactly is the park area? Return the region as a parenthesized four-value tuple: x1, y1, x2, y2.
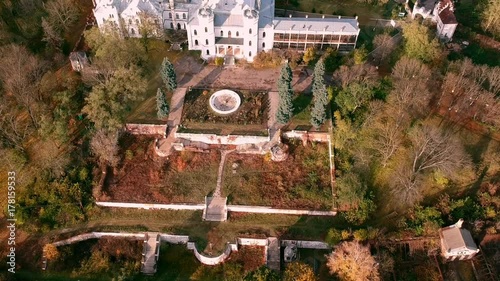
(180, 88, 269, 135)
(223, 140, 333, 210)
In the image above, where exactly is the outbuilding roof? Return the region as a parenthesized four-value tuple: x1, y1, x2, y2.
(272, 17, 359, 34)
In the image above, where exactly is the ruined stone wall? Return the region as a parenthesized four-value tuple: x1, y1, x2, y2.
(282, 130, 330, 143)
(125, 124, 167, 136)
(175, 132, 270, 145)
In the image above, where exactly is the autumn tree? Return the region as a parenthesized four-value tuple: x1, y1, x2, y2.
(401, 21, 442, 63)
(372, 33, 397, 64)
(283, 262, 317, 281)
(481, 0, 500, 38)
(138, 11, 162, 50)
(327, 241, 380, 281)
(353, 46, 368, 65)
(43, 244, 60, 261)
(156, 88, 169, 118)
(82, 66, 147, 130)
(276, 63, 294, 124)
(310, 59, 328, 127)
(90, 129, 120, 168)
(160, 57, 177, 92)
(84, 27, 147, 81)
(336, 172, 375, 225)
(302, 47, 316, 65)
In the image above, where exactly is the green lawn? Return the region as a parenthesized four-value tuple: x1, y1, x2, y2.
(126, 40, 200, 123)
(287, 93, 330, 131)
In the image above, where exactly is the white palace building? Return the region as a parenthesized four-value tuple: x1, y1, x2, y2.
(93, 0, 360, 61)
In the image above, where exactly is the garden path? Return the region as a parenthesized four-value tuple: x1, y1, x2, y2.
(156, 87, 187, 156)
(214, 150, 234, 197)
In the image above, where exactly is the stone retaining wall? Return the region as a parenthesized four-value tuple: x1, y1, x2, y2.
(282, 130, 330, 143)
(52, 232, 146, 247)
(187, 242, 235, 265)
(96, 201, 205, 210)
(227, 205, 337, 216)
(237, 238, 269, 246)
(125, 124, 167, 136)
(281, 239, 331, 249)
(175, 132, 270, 145)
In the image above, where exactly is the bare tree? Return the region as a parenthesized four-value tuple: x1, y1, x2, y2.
(390, 57, 433, 116)
(365, 101, 408, 167)
(90, 129, 120, 168)
(0, 44, 46, 127)
(372, 33, 396, 64)
(327, 241, 380, 281)
(390, 123, 470, 206)
(0, 102, 32, 151)
(44, 0, 79, 32)
(333, 64, 378, 89)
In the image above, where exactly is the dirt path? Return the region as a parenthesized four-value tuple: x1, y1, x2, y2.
(214, 150, 233, 197)
(180, 65, 313, 93)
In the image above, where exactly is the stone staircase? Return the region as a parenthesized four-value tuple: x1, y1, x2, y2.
(267, 237, 281, 271)
(141, 232, 160, 275)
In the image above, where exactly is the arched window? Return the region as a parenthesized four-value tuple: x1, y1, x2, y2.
(130, 28, 135, 35)
(194, 30, 197, 35)
(169, 13, 172, 18)
(205, 27, 208, 32)
(176, 14, 179, 19)
(205, 39, 208, 45)
(263, 32, 266, 38)
(249, 28, 252, 34)
(195, 39, 199, 46)
(184, 23, 186, 29)
(228, 31, 232, 38)
(183, 13, 186, 19)
(170, 22, 174, 29)
(206, 49, 210, 55)
(236, 31, 239, 37)
(249, 41, 252, 46)
(221, 30, 223, 36)
(135, 19, 140, 25)
(249, 51, 252, 57)
(262, 42, 265, 48)
(177, 23, 181, 29)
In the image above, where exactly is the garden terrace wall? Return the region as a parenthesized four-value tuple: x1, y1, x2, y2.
(125, 124, 167, 136)
(175, 132, 270, 145)
(281, 240, 331, 250)
(282, 130, 331, 143)
(187, 242, 237, 265)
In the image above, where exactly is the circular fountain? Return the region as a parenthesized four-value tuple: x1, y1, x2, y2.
(209, 90, 241, 115)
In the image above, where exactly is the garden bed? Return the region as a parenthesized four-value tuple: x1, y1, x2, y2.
(104, 135, 219, 204)
(181, 89, 268, 134)
(223, 140, 333, 210)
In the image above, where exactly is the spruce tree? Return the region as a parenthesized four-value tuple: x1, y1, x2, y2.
(276, 63, 294, 124)
(160, 57, 177, 92)
(156, 88, 169, 118)
(310, 59, 328, 128)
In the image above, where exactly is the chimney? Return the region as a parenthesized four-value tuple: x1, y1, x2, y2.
(305, 15, 308, 18)
(322, 15, 325, 19)
(455, 219, 464, 228)
(338, 16, 341, 19)
(289, 14, 292, 18)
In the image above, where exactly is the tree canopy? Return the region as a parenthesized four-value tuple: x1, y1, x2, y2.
(327, 241, 380, 281)
(160, 57, 177, 92)
(401, 21, 442, 63)
(310, 59, 328, 128)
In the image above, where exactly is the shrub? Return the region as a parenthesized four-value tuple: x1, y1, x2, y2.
(215, 57, 224, 66)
